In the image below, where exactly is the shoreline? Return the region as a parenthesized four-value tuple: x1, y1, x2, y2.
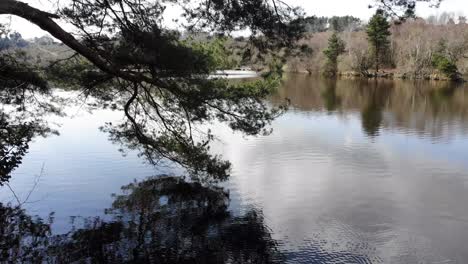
(285, 70, 466, 82)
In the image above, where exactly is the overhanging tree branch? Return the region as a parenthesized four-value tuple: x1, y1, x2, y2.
(0, 0, 169, 89)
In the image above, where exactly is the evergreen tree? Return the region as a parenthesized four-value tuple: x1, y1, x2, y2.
(432, 39, 459, 80)
(323, 32, 346, 76)
(366, 10, 391, 72)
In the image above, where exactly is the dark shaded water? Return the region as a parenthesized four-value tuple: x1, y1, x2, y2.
(2, 75, 468, 263)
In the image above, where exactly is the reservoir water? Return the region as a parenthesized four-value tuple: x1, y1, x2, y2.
(2, 75, 468, 263)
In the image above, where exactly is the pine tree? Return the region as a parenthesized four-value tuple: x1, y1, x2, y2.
(323, 32, 346, 76)
(366, 10, 391, 73)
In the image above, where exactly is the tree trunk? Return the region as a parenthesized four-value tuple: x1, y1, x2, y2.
(375, 48, 380, 73)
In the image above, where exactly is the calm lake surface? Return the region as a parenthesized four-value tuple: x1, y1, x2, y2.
(2, 74, 468, 263)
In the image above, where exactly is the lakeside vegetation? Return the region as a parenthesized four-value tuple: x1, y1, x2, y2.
(4, 12, 468, 84)
(287, 12, 468, 81)
(3, 13, 467, 85)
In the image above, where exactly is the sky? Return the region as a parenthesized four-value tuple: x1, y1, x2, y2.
(2, 0, 467, 38)
(289, 0, 466, 19)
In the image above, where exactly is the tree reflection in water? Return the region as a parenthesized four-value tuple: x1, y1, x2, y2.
(360, 81, 394, 137)
(0, 113, 56, 184)
(320, 79, 341, 113)
(0, 176, 283, 263)
(273, 75, 466, 140)
(0, 82, 60, 184)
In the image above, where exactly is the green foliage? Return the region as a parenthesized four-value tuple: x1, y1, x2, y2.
(432, 53, 458, 79)
(0, 115, 33, 184)
(0, 112, 55, 184)
(431, 38, 459, 80)
(99, 73, 286, 182)
(185, 0, 305, 49)
(183, 38, 239, 71)
(47, 56, 113, 90)
(0, 51, 48, 91)
(323, 32, 346, 76)
(366, 10, 391, 72)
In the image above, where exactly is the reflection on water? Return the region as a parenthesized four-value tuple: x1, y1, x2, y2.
(272, 74, 468, 140)
(0, 85, 59, 184)
(1, 176, 283, 263)
(2, 75, 468, 263)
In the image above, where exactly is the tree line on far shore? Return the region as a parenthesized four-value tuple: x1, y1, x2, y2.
(287, 12, 468, 81)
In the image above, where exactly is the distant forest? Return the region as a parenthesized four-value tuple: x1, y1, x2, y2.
(286, 13, 468, 80)
(2, 12, 467, 81)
